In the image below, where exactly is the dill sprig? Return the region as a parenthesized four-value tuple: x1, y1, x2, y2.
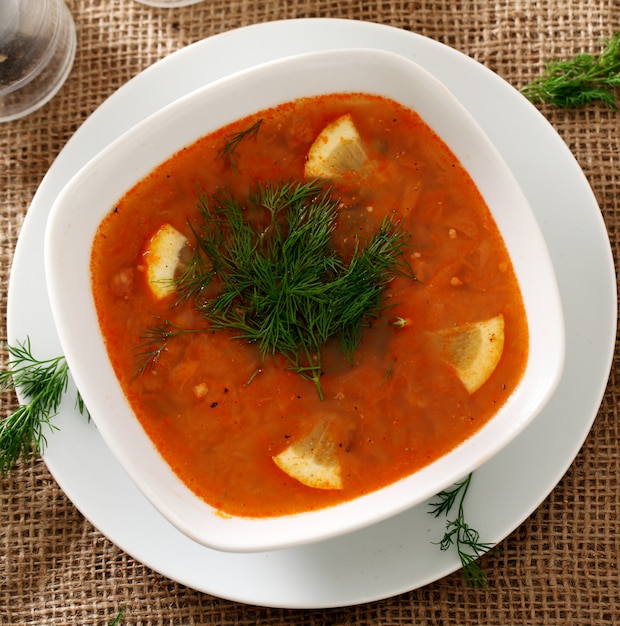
(169, 179, 412, 399)
(135, 317, 204, 375)
(217, 119, 263, 168)
(521, 31, 620, 109)
(429, 472, 494, 589)
(0, 338, 86, 476)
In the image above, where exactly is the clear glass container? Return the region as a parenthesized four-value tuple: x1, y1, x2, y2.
(0, 0, 76, 122)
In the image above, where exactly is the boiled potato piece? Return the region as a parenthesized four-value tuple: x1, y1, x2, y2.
(273, 419, 343, 490)
(439, 314, 505, 394)
(144, 223, 187, 300)
(304, 113, 368, 179)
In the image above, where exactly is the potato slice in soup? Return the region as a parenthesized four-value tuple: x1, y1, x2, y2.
(143, 223, 187, 300)
(273, 419, 343, 490)
(304, 113, 368, 179)
(439, 314, 505, 394)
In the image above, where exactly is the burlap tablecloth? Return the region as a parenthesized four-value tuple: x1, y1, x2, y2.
(1, 1, 619, 624)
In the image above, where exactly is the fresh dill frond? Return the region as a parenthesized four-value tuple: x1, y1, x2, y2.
(174, 179, 413, 399)
(429, 472, 493, 589)
(171, 225, 215, 308)
(75, 389, 89, 420)
(217, 119, 263, 168)
(521, 31, 620, 109)
(381, 359, 396, 384)
(0, 338, 86, 475)
(135, 318, 204, 375)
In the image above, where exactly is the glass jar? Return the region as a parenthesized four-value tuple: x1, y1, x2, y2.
(0, 0, 76, 122)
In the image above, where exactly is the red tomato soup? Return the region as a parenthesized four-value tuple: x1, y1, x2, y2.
(90, 93, 528, 518)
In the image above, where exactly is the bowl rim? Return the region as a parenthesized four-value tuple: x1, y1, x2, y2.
(44, 47, 565, 552)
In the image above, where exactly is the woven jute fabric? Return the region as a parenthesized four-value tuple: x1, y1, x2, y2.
(1, 0, 619, 624)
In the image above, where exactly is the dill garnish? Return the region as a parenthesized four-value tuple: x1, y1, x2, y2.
(162, 179, 412, 399)
(521, 31, 620, 109)
(381, 359, 396, 384)
(429, 472, 493, 589)
(135, 318, 204, 375)
(0, 338, 87, 475)
(217, 119, 263, 168)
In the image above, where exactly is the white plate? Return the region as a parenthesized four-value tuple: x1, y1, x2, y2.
(7, 18, 616, 608)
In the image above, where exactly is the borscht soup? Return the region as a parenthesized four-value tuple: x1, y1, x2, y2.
(90, 93, 528, 518)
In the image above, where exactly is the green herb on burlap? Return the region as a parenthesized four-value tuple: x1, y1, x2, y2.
(521, 31, 620, 109)
(0, 338, 86, 475)
(429, 472, 494, 589)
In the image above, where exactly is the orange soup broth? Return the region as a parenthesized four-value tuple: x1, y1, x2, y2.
(91, 93, 528, 518)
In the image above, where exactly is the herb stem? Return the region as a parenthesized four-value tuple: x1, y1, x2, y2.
(429, 472, 493, 589)
(217, 119, 263, 168)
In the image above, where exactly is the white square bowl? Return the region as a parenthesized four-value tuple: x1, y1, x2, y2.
(44, 48, 565, 553)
